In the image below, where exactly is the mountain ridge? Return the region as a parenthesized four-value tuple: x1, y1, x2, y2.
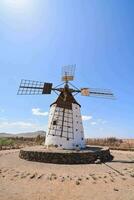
(0, 131, 46, 138)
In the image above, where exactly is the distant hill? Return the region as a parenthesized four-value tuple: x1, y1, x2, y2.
(0, 131, 46, 138)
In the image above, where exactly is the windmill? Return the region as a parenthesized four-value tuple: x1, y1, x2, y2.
(17, 65, 114, 150)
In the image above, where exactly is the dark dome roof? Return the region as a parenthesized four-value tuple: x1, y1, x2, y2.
(50, 90, 81, 109)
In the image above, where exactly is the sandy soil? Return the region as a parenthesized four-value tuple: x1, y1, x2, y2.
(0, 148, 134, 200)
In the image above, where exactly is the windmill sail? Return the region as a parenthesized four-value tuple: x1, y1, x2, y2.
(17, 79, 52, 95)
(62, 65, 76, 81)
(81, 88, 114, 99)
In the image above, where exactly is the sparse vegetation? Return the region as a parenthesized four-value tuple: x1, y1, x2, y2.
(0, 135, 133, 151)
(35, 135, 45, 145)
(0, 135, 45, 150)
(0, 138, 14, 149)
(86, 137, 134, 151)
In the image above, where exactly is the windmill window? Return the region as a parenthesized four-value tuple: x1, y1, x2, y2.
(53, 120, 57, 125)
(77, 121, 78, 123)
(60, 144, 62, 147)
(81, 137, 83, 140)
(76, 129, 78, 131)
(67, 138, 69, 141)
(76, 115, 77, 117)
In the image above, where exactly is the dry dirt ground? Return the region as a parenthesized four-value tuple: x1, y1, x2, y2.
(0, 148, 134, 200)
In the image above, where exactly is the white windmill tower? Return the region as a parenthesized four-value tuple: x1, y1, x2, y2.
(45, 66, 85, 149)
(18, 65, 114, 150)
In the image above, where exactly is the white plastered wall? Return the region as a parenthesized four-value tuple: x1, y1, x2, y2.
(45, 103, 85, 149)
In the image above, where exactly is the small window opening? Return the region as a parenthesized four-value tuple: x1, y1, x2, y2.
(67, 138, 69, 141)
(53, 120, 57, 125)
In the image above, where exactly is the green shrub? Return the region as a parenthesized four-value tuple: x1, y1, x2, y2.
(0, 138, 14, 147)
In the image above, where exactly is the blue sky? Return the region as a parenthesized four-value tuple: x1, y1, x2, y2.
(0, 0, 134, 138)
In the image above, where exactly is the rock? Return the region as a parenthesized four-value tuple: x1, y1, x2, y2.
(77, 177, 82, 181)
(75, 180, 80, 185)
(14, 174, 19, 177)
(37, 174, 44, 179)
(114, 188, 119, 191)
(30, 173, 37, 179)
(94, 159, 101, 164)
(61, 178, 65, 182)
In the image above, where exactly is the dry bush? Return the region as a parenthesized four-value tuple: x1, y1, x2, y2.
(35, 135, 45, 145)
(86, 137, 134, 150)
(86, 137, 123, 147)
(0, 135, 45, 150)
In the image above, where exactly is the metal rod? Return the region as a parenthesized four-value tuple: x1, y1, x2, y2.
(90, 92, 114, 96)
(20, 86, 43, 90)
(68, 82, 80, 91)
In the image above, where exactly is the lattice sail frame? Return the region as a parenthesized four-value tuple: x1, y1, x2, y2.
(62, 65, 76, 81)
(17, 80, 44, 95)
(80, 87, 114, 99)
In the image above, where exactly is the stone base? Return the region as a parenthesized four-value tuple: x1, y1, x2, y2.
(19, 146, 113, 164)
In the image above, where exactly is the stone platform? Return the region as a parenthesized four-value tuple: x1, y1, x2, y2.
(19, 146, 113, 164)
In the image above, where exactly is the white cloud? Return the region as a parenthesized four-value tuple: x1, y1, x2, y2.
(0, 121, 36, 129)
(32, 108, 48, 116)
(0, 120, 46, 134)
(97, 119, 107, 124)
(90, 121, 97, 125)
(82, 115, 93, 121)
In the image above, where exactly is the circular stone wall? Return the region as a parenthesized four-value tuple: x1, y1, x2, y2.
(19, 146, 113, 164)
